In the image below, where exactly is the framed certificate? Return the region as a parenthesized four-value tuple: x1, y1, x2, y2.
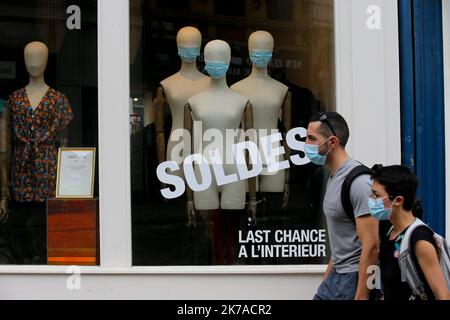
(56, 148, 96, 199)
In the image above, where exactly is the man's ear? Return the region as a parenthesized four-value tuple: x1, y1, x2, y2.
(330, 136, 340, 148)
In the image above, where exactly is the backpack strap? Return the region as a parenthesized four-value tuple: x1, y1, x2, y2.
(398, 218, 430, 300)
(433, 234, 450, 288)
(387, 225, 395, 237)
(399, 219, 428, 253)
(341, 165, 373, 223)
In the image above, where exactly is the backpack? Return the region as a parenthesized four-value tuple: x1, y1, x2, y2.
(341, 164, 374, 224)
(338, 163, 386, 300)
(396, 218, 450, 300)
(340, 164, 392, 236)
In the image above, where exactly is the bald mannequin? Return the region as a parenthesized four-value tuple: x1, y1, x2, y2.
(24, 42, 50, 110)
(232, 31, 292, 210)
(184, 40, 257, 226)
(0, 41, 69, 218)
(156, 26, 210, 184)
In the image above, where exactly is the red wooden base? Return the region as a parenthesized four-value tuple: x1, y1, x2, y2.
(47, 198, 99, 266)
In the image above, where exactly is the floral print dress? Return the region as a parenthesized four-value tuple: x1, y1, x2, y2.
(4, 87, 73, 203)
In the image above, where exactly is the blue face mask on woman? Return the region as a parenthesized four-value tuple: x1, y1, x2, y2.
(304, 138, 332, 166)
(178, 47, 200, 63)
(250, 50, 273, 68)
(368, 197, 396, 221)
(205, 61, 229, 79)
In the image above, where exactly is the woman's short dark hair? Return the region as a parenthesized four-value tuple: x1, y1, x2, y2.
(371, 165, 420, 213)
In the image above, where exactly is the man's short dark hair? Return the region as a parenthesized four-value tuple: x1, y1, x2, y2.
(310, 112, 350, 147)
(371, 165, 419, 212)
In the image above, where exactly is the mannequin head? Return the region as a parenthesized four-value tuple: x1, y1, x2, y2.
(176, 27, 202, 63)
(24, 42, 48, 78)
(204, 40, 231, 79)
(204, 40, 231, 64)
(249, 31, 274, 52)
(248, 31, 274, 68)
(176, 26, 202, 48)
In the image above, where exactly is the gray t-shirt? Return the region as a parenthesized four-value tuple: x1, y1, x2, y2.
(323, 159, 372, 274)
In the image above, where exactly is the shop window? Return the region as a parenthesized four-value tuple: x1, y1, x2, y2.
(0, 0, 99, 266)
(214, 0, 245, 17)
(130, 0, 334, 266)
(267, 0, 294, 21)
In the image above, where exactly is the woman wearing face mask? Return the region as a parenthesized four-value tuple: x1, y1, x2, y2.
(369, 165, 450, 300)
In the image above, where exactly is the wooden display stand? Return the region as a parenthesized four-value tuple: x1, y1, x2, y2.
(47, 198, 99, 266)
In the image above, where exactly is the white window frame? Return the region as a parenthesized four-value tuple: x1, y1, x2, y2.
(443, 0, 450, 240)
(0, 0, 401, 291)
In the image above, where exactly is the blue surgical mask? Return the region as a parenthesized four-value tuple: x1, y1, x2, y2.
(368, 197, 395, 221)
(250, 50, 273, 68)
(304, 138, 331, 166)
(178, 47, 200, 63)
(205, 61, 229, 79)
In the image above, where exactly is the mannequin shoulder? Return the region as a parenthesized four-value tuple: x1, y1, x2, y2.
(230, 90, 250, 106)
(231, 77, 289, 96)
(230, 77, 252, 92)
(49, 88, 70, 102)
(161, 71, 209, 88)
(187, 90, 208, 106)
(268, 78, 289, 94)
(160, 74, 179, 89)
(198, 74, 211, 86)
(7, 88, 26, 100)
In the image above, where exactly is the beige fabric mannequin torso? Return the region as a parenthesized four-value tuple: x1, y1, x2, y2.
(187, 40, 249, 210)
(160, 66, 209, 163)
(231, 31, 289, 193)
(156, 27, 209, 171)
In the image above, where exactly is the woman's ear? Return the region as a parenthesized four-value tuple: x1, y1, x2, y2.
(394, 196, 404, 207)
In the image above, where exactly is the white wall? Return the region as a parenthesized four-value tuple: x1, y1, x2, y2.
(336, 0, 401, 167)
(0, 0, 401, 299)
(0, 272, 323, 300)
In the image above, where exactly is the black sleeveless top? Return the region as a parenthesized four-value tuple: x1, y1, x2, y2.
(379, 225, 438, 300)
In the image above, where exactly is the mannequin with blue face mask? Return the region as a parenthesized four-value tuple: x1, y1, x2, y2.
(183, 39, 257, 226)
(178, 47, 200, 64)
(155, 26, 210, 185)
(231, 31, 292, 210)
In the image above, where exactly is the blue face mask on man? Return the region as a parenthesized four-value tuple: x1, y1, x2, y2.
(304, 138, 332, 166)
(250, 50, 273, 68)
(178, 47, 200, 63)
(205, 61, 229, 79)
(368, 197, 397, 221)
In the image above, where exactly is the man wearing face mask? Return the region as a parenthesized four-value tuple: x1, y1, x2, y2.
(306, 112, 379, 300)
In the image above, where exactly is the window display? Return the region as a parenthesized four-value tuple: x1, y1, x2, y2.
(130, 0, 334, 266)
(0, 0, 98, 265)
